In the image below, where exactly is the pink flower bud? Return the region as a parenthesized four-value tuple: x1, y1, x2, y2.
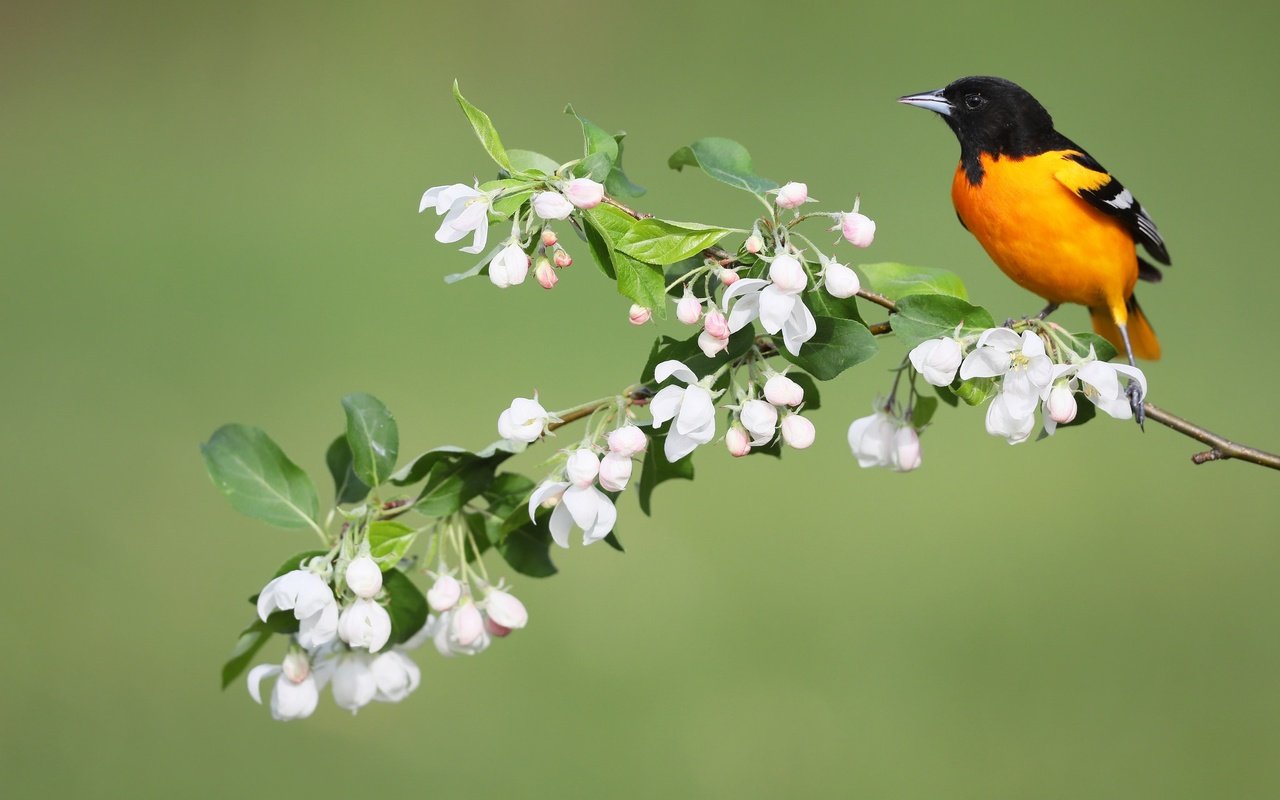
(345, 556, 383, 599)
(703, 309, 729, 339)
(775, 181, 811, 210)
(768, 253, 807, 294)
(835, 211, 876, 247)
(564, 177, 605, 209)
(1046, 384, 1078, 424)
(553, 248, 572, 268)
(484, 588, 528, 630)
(282, 650, 310, 683)
(565, 448, 600, 488)
(764, 374, 804, 407)
(541, 228, 558, 247)
(628, 304, 652, 325)
(744, 234, 763, 254)
(780, 413, 816, 449)
(451, 602, 484, 647)
(532, 191, 574, 220)
(484, 615, 512, 638)
(535, 258, 558, 289)
(725, 424, 751, 457)
(893, 426, 922, 472)
(428, 575, 462, 612)
(719, 268, 740, 286)
(598, 452, 633, 492)
(676, 290, 703, 325)
(607, 425, 647, 457)
(698, 329, 729, 358)
(823, 261, 861, 299)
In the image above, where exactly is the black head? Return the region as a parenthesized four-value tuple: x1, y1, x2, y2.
(899, 77, 1061, 176)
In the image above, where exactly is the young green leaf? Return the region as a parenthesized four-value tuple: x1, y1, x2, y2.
(778, 316, 878, 380)
(383, 568, 429, 646)
(452, 81, 511, 171)
(911, 396, 939, 428)
(412, 452, 510, 517)
(889, 295, 996, 349)
(367, 521, 417, 570)
(221, 618, 274, 690)
(859, 262, 969, 301)
(1061, 331, 1119, 363)
(341, 393, 399, 488)
(614, 252, 668, 317)
(668, 137, 779, 195)
(200, 424, 320, 530)
(606, 134, 646, 199)
(637, 426, 695, 516)
(505, 148, 560, 176)
(802, 285, 864, 323)
(616, 219, 734, 266)
(325, 435, 370, 505)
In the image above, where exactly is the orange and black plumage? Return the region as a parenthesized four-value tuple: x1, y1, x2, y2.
(899, 76, 1170, 368)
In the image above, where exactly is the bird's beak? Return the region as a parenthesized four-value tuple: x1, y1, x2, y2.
(898, 89, 952, 117)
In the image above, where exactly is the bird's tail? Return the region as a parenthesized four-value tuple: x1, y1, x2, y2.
(1090, 295, 1161, 361)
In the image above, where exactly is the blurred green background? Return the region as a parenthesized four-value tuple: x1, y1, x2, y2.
(4, 0, 1280, 797)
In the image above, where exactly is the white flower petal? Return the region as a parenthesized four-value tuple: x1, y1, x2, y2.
(959, 347, 1012, 379)
(649, 385, 684, 428)
(549, 502, 574, 549)
(664, 429, 701, 461)
(781, 300, 817, 356)
(726, 291, 761, 333)
(720, 278, 769, 310)
(247, 664, 281, 705)
(757, 285, 795, 334)
(976, 327, 1021, 351)
(562, 484, 601, 531)
(582, 489, 617, 544)
(528, 481, 568, 523)
(654, 359, 699, 385)
(675, 386, 715, 436)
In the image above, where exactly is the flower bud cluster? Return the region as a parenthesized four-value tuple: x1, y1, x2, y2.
(727, 371, 815, 456)
(527, 423, 646, 548)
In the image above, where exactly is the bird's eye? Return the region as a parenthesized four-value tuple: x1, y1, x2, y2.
(964, 94, 987, 110)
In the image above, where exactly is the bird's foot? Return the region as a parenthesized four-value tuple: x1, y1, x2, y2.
(1127, 381, 1145, 429)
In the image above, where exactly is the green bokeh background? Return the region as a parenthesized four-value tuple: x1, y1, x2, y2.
(5, 1, 1280, 797)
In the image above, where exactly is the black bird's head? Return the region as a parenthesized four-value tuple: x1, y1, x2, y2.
(899, 76, 1058, 163)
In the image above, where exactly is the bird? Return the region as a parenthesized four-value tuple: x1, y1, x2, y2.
(898, 76, 1169, 421)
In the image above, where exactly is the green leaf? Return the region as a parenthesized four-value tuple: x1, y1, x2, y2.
(1062, 332, 1119, 363)
(615, 252, 667, 317)
(640, 328, 754, 389)
(616, 219, 734, 266)
(411, 451, 509, 517)
(325, 435, 370, 505)
(200, 424, 320, 530)
(575, 151, 614, 182)
(221, 618, 274, 690)
(911, 396, 939, 428)
(954, 377, 997, 406)
(606, 134, 646, 199)
(506, 148, 559, 176)
(367, 521, 417, 570)
(496, 511, 558, 578)
(564, 104, 619, 162)
(341, 393, 399, 487)
(484, 472, 537, 518)
(491, 189, 534, 217)
(889, 295, 996, 349)
(638, 425, 695, 516)
(584, 203, 635, 241)
(668, 137, 778, 195)
(663, 257, 707, 298)
(383, 568, 429, 646)
(563, 106, 645, 197)
(802, 285, 864, 324)
(463, 511, 493, 562)
(934, 384, 960, 407)
(859, 262, 969, 301)
(582, 213, 618, 279)
(788, 372, 822, 410)
(604, 531, 625, 552)
(452, 81, 511, 171)
(779, 316, 878, 381)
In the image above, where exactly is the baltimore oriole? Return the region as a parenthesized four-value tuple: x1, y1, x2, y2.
(900, 76, 1169, 419)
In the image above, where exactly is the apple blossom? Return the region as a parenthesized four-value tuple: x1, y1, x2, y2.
(420, 183, 491, 254)
(535, 258, 558, 289)
(257, 570, 338, 650)
(528, 479, 617, 547)
(698, 329, 729, 358)
(909, 336, 964, 387)
(553, 249, 572, 268)
(331, 651, 377, 713)
(607, 425, 647, 457)
(531, 190, 574, 220)
(725, 424, 751, 457)
(541, 228, 558, 247)
(677, 290, 703, 325)
(960, 329, 1052, 418)
(703, 309, 729, 339)
(598, 452, 633, 492)
(847, 410, 898, 468)
(426, 610, 491, 657)
(345, 556, 382, 599)
(488, 242, 530, 288)
(427, 574, 462, 612)
(498, 396, 551, 444)
(822, 259, 861, 299)
(485, 616, 512, 638)
(565, 448, 600, 488)
(780, 413, 816, 449)
(774, 181, 812, 210)
(744, 234, 763, 254)
(649, 360, 717, 461)
(451, 601, 485, 647)
(768, 253, 808, 293)
(1075, 356, 1147, 419)
(721, 260, 817, 357)
(370, 651, 421, 703)
(338, 597, 392, 652)
(564, 177, 605, 209)
(718, 267, 739, 286)
(985, 391, 1038, 445)
(833, 210, 876, 247)
(1045, 383, 1078, 426)
(893, 426, 922, 471)
(739, 399, 778, 445)
(764, 373, 804, 407)
(484, 588, 528, 630)
(247, 655, 319, 722)
(629, 304, 652, 325)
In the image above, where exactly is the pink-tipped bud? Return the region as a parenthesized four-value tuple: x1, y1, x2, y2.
(607, 425, 647, 457)
(764, 374, 805, 407)
(628, 304, 652, 325)
(775, 181, 811, 210)
(676, 290, 703, 325)
(598, 452, 633, 492)
(780, 413, 816, 449)
(718, 268, 740, 286)
(427, 574, 462, 612)
(553, 248, 572, 268)
(703, 309, 729, 340)
(282, 650, 311, 683)
(744, 234, 763, 254)
(565, 448, 601, 488)
(835, 211, 876, 248)
(483, 588, 528, 630)
(726, 424, 751, 457)
(893, 426, 922, 472)
(535, 258, 558, 289)
(698, 329, 729, 358)
(451, 602, 484, 647)
(564, 177, 605, 209)
(768, 253, 807, 294)
(1046, 384, 1078, 424)
(484, 615, 512, 638)
(541, 229, 558, 247)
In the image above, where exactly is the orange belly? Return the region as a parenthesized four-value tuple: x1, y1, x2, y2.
(952, 151, 1138, 319)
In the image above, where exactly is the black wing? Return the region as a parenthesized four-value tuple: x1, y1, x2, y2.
(1063, 149, 1171, 266)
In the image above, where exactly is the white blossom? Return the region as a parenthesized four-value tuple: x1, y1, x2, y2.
(528, 480, 617, 547)
(725, 424, 751, 457)
(763, 373, 804, 407)
(598, 452, 633, 492)
(256, 570, 338, 650)
(488, 242, 529, 288)
(247, 655, 320, 721)
(774, 181, 812, 209)
(564, 178, 605, 209)
(833, 210, 876, 247)
(780, 413, 816, 449)
(893, 426, 922, 471)
(822, 259, 861, 299)
(565, 448, 600, 488)
(338, 597, 392, 653)
(676, 290, 703, 325)
(330, 651, 377, 713)
(607, 425, 647, 457)
(628, 304, 652, 325)
(985, 391, 1037, 444)
(484, 588, 528, 630)
(649, 360, 717, 461)
(427, 574, 462, 612)
(370, 651, 421, 703)
(531, 190, 574, 220)
(425, 610, 491, 657)
(848, 410, 920, 470)
(721, 255, 817, 356)
(419, 183, 492, 254)
(698, 329, 729, 358)
(739, 399, 778, 445)
(344, 556, 382, 599)
(1076, 354, 1147, 419)
(960, 329, 1052, 418)
(909, 336, 964, 387)
(497, 396, 550, 444)
(1044, 382, 1078, 427)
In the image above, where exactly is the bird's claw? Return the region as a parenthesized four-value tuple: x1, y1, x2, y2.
(1127, 382, 1145, 428)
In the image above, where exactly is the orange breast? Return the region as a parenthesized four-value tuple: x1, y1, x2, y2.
(951, 151, 1138, 315)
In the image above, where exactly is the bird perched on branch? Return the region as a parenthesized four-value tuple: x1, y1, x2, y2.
(899, 76, 1169, 421)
